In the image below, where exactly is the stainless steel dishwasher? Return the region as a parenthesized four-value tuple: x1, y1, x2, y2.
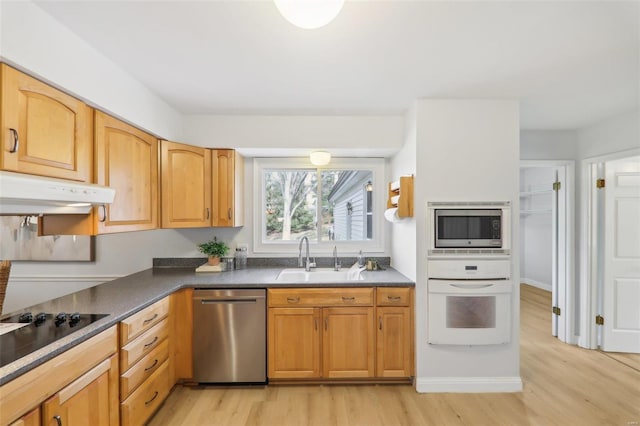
(192, 289, 266, 384)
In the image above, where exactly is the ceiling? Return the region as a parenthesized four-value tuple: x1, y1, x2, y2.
(35, 0, 639, 130)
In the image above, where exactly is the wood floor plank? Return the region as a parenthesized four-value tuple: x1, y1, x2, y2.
(149, 284, 640, 426)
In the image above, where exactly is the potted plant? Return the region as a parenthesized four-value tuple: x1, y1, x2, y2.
(197, 237, 229, 266)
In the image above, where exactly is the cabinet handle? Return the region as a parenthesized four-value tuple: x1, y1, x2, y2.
(144, 336, 158, 349)
(143, 313, 158, 325)
(145, 359, 159, 372)
(206, 208, 210, 220)
(53, 415, 62, 426)
(387, 296, 402, 302)
(8, 128, 19, 153)
(379, 317, 383, 330)
(228, 208, 232, 220)
(324, 318, 328, 331)
(286, 297, 300, 304)
(99, 204, 107, 222)
(314, 318, 318, 331)
(342, 296, 355, 302)
(144, 391, 159, 406)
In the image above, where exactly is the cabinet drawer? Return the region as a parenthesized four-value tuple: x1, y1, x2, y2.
(120, 297, 169, 345)
(268, 288, 373, 307)
(120, 318, 169, 372)
(120, 338, 169, 400)
(120, 360, 170, 426)
(376, 287, 411, 306)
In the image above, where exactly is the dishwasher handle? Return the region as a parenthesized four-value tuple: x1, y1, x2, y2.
(199, 297, 261, 304)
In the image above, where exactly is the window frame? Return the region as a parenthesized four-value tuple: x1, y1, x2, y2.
(253, 157, 386, 255)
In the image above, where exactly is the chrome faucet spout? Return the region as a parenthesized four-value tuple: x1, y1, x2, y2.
(333, 245, 341, 271)
(298, 236, 311, 271)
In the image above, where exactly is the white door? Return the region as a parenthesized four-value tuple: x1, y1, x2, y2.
(552, 167, 568, 342)
(601, 155, 640, 353)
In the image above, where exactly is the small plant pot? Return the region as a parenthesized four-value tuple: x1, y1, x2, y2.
(207, 256, 221, 266)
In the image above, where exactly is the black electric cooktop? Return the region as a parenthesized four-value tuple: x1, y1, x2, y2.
(0, 312, 108, 368)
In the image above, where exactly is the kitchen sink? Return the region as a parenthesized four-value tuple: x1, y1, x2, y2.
(275, 268, 364, 282)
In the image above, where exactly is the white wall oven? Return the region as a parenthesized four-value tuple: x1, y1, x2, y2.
(427, 259, 512, 345)
(428, 201, 511, 256)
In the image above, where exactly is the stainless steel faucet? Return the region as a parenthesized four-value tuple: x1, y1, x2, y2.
(298, 236, 312, 271)
(333, 245, 341, 271)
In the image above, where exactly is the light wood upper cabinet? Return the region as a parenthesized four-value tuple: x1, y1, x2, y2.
(94, 111, 159, 233)
(160, 140, 211, 228)
(0, 64, 92, 182)
(211, 149, 243, 227)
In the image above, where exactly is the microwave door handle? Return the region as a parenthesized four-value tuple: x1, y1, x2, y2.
(450, 284, 494, 289)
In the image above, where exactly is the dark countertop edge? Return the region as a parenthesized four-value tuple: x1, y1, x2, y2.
(0, 266, 414, 385)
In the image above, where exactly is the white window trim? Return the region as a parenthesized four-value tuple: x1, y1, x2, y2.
(253, 157, 386, 255)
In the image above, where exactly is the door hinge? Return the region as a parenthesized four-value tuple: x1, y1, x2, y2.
(553, 181, 561, 191)
(595, 315, 604, 325)
(552, 306, 561, 316)
(596, 179, 605, 189)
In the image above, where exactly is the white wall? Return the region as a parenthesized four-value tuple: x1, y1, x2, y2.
(577, 109, 640, 159)
(0, 1, 183, 141)
(183, 114, 404, 156)
(414, 99, 521, 392)
(389, 104, 417, 281)
(521, 130, 578, 160)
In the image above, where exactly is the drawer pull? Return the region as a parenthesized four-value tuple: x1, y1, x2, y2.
(144, 336, 158, 349)
(379, 317, 383, 330)
(314, 318, 318, 331)
(342, 296, 355, 302)
(143, 313, 159, 325)
(387, 296, 402, 302)
(286, 297, 300, 304)
(145, 391, 159, 406)
(9, 128, 19, 153)
(99, 204, 107, 222)
(145, 359, 159, 372)
(53, 415, 62, 426)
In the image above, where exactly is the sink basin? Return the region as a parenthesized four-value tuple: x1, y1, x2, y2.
(275, 268, 364, 282)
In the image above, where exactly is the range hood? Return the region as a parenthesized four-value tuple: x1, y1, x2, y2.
(0, 171, 116, 215)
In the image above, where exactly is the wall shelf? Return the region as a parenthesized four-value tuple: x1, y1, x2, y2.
(520, 189, 553, 197)
(520, 209, 552, 215)
(387, 175, 414, 218)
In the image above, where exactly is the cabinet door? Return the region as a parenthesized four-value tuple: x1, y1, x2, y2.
(160, 140, 211, 228)
(9, 407, 40, 426)
(1, 64, 92, 182)
(268, 307, 321, 379)
(376, 306, 412, 378)
(211, 149, 243, 227)
(94, 111, 158, 233)
(322, 307, 375, 378)
(42, 356, 118, 426)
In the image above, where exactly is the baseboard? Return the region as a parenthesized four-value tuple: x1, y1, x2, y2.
(521, 278, 551, 292)
(416, 376, 523, 393)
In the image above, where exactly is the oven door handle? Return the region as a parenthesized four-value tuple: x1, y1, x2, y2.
(449, 284, 494, 289)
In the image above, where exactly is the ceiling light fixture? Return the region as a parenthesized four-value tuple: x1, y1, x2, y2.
(310, 150, 331, 166)
(274, 0, 345, 29)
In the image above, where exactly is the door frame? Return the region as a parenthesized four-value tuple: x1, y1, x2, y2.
(520, 160, 575, 344)
(579, 147, 640, 349)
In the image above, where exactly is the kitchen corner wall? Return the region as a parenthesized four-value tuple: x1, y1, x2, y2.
(393, 99, 521, 393)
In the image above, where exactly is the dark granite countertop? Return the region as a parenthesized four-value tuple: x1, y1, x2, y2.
(0, 265, 413, 385)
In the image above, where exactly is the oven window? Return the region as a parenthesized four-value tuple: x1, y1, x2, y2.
(446, 296, 496, 328)
(437, 216, 501, 240)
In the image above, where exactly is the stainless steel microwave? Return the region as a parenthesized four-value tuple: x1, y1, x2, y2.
(428, 202, 511, 254)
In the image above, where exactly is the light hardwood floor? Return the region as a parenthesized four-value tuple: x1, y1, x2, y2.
(149, 285, 640, 425)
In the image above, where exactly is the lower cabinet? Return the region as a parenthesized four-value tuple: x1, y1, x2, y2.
(42, 356, 118, 426)
(119, 297, 171, 426)
(267, 287, 413, 382)
(0, 326, 119, 426)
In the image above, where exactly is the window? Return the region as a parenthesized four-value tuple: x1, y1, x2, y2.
(254, 158, 385, 254)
